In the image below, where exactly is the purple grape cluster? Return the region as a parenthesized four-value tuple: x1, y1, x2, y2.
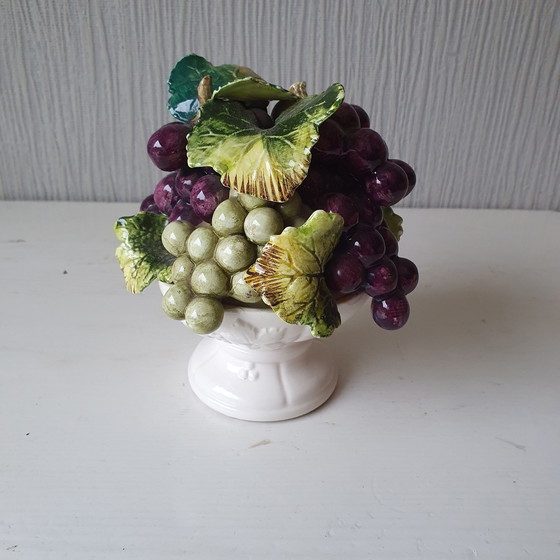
(140, 100, 418, 331)
(298, 102, 418, 330)
(140, 122, 230, 225)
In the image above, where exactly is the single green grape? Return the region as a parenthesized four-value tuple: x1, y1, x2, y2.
(171, 255, 195, 283)
(244, 207, 284, 245)
(161, 221, 194, 257)
(301, 204, 313, 220)
(229, 270, 262, 303)
(285, 203, 313, 227)
(237, 193, 270, 211)
(184, 297, 225, 334)
(162, 282, 193, 320)
(190, 260, 229, 297)
(212, 199, 248, 237)
(187, 226, 219, 262)
(286, 215, 306, 228)
(276, 191, 303, 221)
(214, 235, 257, 274)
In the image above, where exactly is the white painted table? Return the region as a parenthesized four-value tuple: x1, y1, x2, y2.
(1, 202, 559, 559)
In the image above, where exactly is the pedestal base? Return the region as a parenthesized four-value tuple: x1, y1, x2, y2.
(187, 337, 338, 421)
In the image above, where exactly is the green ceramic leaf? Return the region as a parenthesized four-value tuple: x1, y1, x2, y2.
(214, 76, 296, 102)
(115, 212, 175, 294)
(245, 210, 344, 337)
(167, 53, 294, 122)
(168, 54, 251, 121)
(381, 207, 404, 241)
(187, 83, 345, 202)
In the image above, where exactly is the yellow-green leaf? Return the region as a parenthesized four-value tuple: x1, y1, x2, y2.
(245, 210, 344, 337)
(187, 83, 345, 202)
(381, 207, 404, 241)
(115, 212, 175, 293)
(214, 76, 296, 102)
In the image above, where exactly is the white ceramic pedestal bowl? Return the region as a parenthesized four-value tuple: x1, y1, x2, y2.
(160, 283, 368, 421)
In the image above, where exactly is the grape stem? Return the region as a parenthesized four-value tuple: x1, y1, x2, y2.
(197, 75, 213, 107)
(289, 81, 308, 98)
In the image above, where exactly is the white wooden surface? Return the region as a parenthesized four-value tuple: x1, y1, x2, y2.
(1, 202, 559, 559)
(1, 0, 559, 210)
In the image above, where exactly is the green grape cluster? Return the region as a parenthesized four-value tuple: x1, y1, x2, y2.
(160, 190, 310, 334)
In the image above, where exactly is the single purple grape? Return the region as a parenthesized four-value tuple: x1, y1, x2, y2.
(175, 168, 203, 200)
(139, 194, 164, 214)
(317, 192, 359, 229)
(250, 108, 274, 129)
(298, 167, 330, 206)
(371, 291, 410, 330)
(340, 150, 376, 180)
(350, 104, 370, 128)
(363, 162, 409, 206)
(327, 172, 358, 194)
(330, 102, 360, 131)
(348, 190, 376, 225)
(244, 99, 269, 110)
(324, 251, 365, 298)
(377, 226, 399, 257)
(168, 200, 203, 225)
(147, 122, 191, 171)
(190, 175, 229, 221)
(369, 204, 384, 228)
(201, 167, 218, 175)
(364, 257, 398, 298)
(394, 256, 419, 294)
(346, 128, 388, 165)
(140, 194, 155, 211)
(389, 159, 417, 195)
(153, 173, 180, 215)
(314, 119, 345, 154)
(344, 224, 386, 267)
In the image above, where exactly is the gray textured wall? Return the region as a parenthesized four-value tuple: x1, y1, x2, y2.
(1, 0, 558, 209)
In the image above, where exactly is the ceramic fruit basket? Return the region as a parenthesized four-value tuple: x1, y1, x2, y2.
(115, 54, 419, 421)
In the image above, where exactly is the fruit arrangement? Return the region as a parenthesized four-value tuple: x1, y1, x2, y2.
(115, 54, 418, 337)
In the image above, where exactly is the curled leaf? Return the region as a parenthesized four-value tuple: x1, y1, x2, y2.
(115, 212, 174, 293)
(187, 83, 345, 202)
(214, 77, 296, 102)
(245, 210, 344, 337)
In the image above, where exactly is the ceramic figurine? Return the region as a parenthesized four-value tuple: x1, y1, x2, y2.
(115, 54, 418, 420)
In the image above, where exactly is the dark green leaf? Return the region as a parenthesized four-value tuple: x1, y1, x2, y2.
(168, 53, 294, 122)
